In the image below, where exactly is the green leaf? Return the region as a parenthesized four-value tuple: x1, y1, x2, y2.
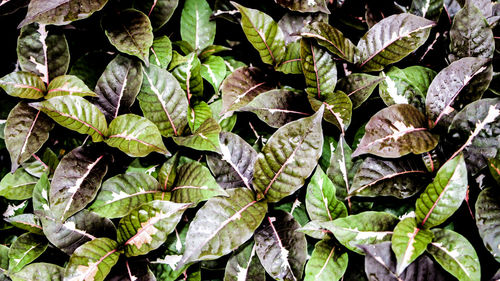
(352, 104, 438, 158)
(224, 242, 265, 281)
(326, 135, 353, 201)
(253, 106, 324, 203)
(173, 118, 221, 152)
(254, 211, 307, 281)
(276, 0, 329, 13)
(65, 238, 120, 281)
(29, 96, 108, 142)
(489, 156, 500, 185)
(304, 239, 348, 281)
(297, 220, 329, 240)
(306, 167, 347, 222)
(46, 75, 96, 98)
(139, 64, 189, 138)
(172, 53, 204, 100)
(11, 262, 64, 281)
(17, 23, 69, 84)
(427, 229, 481, 281)
(200, 56, 226, 92)
(90, 172, 165, 218)
(0, 72, 46, 99)
(8, 233, 48, 273)
(5, 214, 43, 235)
(49, 146, 108, 221)
(135, 0, 178, 30)
(232, 2, 286, 65)
(320, 211, 399, 254)
(158, 154, 180, 191)
(149, 36, 173, 68)
(0, 245, 7, 280)
(102, 9, 154, 64)
(449, 3, 494, 61)
(22, 148, 58, 178)
(426, 57, 493, 128)
(410, 0, 444, 20)
(220, 66, 274, 113)
(180, 188, 267, 264)
(276, 41, 302, 74)
(0, 168, 38, 200)
(207, 132, 257, 190)
(302, 22, 357, 63)
(357, 13, 435, 72)
(336, 73, 384, 109)
(301, 39, 337, 99)
(199, 45, 231, 60)
(180, 0, 216, 51)
(117, 200, 189, 257)
(105, 114, 169, 157)
(94, 55, 143, 122)
(209, 99, 237, 132)
(5, 102, 53, 172)
(350, 156, 428, 199)
(18, 0, 108, 27)
(415, 154, 468, 229)
(391, 217, 433, 274)
(240, 89, 310, 128)
(32, 173, 50, 212)
(38, 210, 116, 255)
(170, 159, 227, 205)
(475, 186, 500, 263)
(187, 102, 212, 132)
(308, 91, 352, 131)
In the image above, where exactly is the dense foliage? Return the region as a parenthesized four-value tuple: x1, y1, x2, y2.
(0, 0, 499, 280)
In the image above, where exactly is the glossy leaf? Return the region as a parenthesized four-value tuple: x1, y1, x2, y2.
(173, 118, 221, 153)
(136, 0, 178, 29)
(253, 106, 324, 202)
(200, 56, 226, 91)
(276, 0, 329, 13)
(476, 187, 500, 262)
(105, 114, 169, 157)
(8, 233, 48, 273)
(46, 75, 96, 98)
(308, 91, 352, 131)
(149, 35, 173, 68)
(301, 39, 337, 99)
(172, 53, 204, 100)
(357, 13, 435, 72)
(224, 242, 265, 281)
(29, 96, 108, 142)
(94, 55, 143, 122)
(302, 22, 357, 62)
(158, 154, 180, 191)
(297, 220, 330, 240)
(0, 72, 45, 99)
(32, 173, 50, 212)
(304, 239, 348, 281)
(11, 262, 64, 281)
(5, 214, 43, 235)
(306, 167, 347, 222)
(336, 73, 384, 109)
(209, 99, 237, 132)
(180, 188, 267, 264)
(0, 168, 38, 200)
(410, 0, 444, 20)
(326, 135, 353, 201)
(180, 0, 216, 51)
(415, 154, 467, 229)
(276, 41, 302, 74)
(187, 102, 212, 132)
(49, 146, 108, 221)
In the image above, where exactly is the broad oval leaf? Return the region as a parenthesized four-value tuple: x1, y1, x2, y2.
(326, 135, 354, 201)
(180, 188, 267, 264)
(117, 200, 189, 257)
(320, 211, 399, 254)
(158, 153, 180, 191)
(0, 168, 38, 200)
(357, 13, 435, 72)
(94, 55, 143, 122)
(149, 35, 173, 68)
(103, 9, 154, 64)
(415, 154, 468, 229)
(297, 220, 330, 240)
(254, 211, 307, 281)
(180, 0, 215, 51)
(209, 99, 237, 132)
(276, 41, 302, 74)
(306, 167, 347, 222)
(5, 102, 53, 172)
(139, 64, 188, 137)
(308, 90, 352, 131)
(475, 186, 500, 262)
(136, 0, 178, 30)
(427, 229, 481, 281)
(253, 106, 324, 203)
(173, 118, 221, 153)
(29, 96, 108, 142)
(350, 156, 428, 199)
(105, 114, 169, 157)
(49, 146, 108, 221)
(352, 104, 438, 158)
(187, 102, 212, 135)
(171, 53, 204, 100)
(18, 0, 108, 27)
(17, 23, 70, 84)
(207, 132, 257, 190)
(232, 2, 286, 65)
(425, 57, 493, 128)
(224, 241, 265, 281)
(0, 71, 46, 99)
(5, 214, 43, 235)
(301, 39, 337, 99)
(201, 56, 226, 92)
(32, 173, 50, 212)
(302, 22, 357, 63)
(276, 0, 329, 13)
(304, 239, 348, 281)
(8, 232, 48, 273)
(11, 262, 64, 281)
(65, 238, 120, 281)
(46, 75, 96, 98)
(336, 73, 384, 109)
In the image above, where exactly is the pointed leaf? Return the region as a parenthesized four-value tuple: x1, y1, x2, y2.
(17, 23, 69, 84)
(172, 53, 204, 100)
(139, 64, 189, 137)
(32, 173, 50, 212)
(149, 35, 173, 68)
(199, 45, 231, 60)
(105, 114, 169, 157)
(475, 186, 500, 263)
(297, 220, 330, 240)
(65, 238, 120, 281)
(173, 118, 221, 152)
(232, 2, 286, 65)
(180, 0, 216, 51)
(187, 102, 212, 132)
(201, 56, 226, 91)
(254, 211, 307, 281)
(336, 73, 384, 109)
(209, 99, 237, 132)
(94, 55, 143, 122)
(410, 0, 444, 20)
(415, 154, 468, 229)
(103, 9, 153, 64)
(326, 136, 353, 201)
(352, 104, 438, 158)
(320, 211, 399, 254)
(136, 0, 178, 29)
(29, 96, 108, 142)
(46, 75, 96, 98)
(0, 72, 45, 99)
(224, 242, 265, 281)
(301, 39, 337, 99)
(253, 107, 324, 202)
(306, 167, 347, 222)
(0, 168, 38, 200)
(276, 0, 329, 13)
(302, 22, 357, 63)
(308, 90, 352, 131)
(357, 13, 435, 72)
(49, 146, 108, 221)
(276, 41, 302, 74)
(5, 214, 43, 235)
(11, 262, 64, 281)
(158, 154, 180, 191)
(8, 233, 47, 273)
(304, 239, 348, 281)
(180, 188, 267, 264)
